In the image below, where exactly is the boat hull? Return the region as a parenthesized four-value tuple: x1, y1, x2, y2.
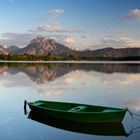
(28, 100, 127, 123)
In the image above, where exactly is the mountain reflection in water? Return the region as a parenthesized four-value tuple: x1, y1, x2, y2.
(0, 63, 140, 84)
(0, 62, 140, 140)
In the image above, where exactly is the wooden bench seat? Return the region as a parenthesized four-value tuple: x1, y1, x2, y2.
(68, 105, 87, 112)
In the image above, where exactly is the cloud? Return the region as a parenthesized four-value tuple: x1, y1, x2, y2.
(0, 32, 78, 49)
(101, 37, 140, 48)
(45, 34, 77, 48)
(62, 36, 80, 50)
(91, 37, 140, 50)
(122, 9, 140, 21)
(106, 28, 128, 38)
(0, 29, 79, 49)
(47, 9, 64, 16)
(120, 37, 140, 47)
(0, 33, 35, 47)
(64, 37, 75, 44)
(30, 23, 84, 33)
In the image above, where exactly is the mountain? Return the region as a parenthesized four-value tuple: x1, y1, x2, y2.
(18, 36, 73, 55)
(79, 47, 140, 58)
(0, 45, 9, 55)
(1, 36, 140, 60)
(6, 45, 21, 54)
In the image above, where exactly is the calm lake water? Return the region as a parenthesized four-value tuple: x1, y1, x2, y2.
(0, 62, 140, 140)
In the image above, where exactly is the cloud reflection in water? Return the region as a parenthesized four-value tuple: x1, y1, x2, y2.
(0, 63, 140, 110)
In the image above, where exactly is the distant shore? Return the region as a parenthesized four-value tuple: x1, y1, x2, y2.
(0, 60, 140, 64)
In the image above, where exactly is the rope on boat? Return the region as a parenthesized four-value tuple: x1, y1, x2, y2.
(127, 109, 140, 117)
(126, 109, 140, 135)
(127, 108, 140, 121)
(128, 126, 140, 135)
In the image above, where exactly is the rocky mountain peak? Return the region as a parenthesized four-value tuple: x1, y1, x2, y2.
(30, 35, 47, 44)
(29, 36, 56, 49)
(20, 36, 72, 55)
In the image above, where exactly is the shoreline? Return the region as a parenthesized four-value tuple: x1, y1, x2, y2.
(0, 60, 140, 64)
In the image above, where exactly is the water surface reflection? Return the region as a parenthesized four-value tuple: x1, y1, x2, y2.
(1, 63, 140, 84)
(28, 111, 129, 136)
(0, 62, 140, 140)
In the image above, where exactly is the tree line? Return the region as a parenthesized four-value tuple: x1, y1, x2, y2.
(0, 54, 140, 61)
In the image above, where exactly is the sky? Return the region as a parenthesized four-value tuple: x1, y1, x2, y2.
(0, 0, 140, 50)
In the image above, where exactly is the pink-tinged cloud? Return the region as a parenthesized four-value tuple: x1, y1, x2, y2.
(47, 9, 64, 16)
(30, 23, 85, 33)
(0, 33, 35, 47)
(91, 37, 140, 50)
(122, 9, 140, 21)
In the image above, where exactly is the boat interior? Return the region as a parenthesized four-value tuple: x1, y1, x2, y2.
(32, 101, 117, 113)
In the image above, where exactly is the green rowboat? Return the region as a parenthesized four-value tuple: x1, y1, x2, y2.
(27, 100, 127, 123)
